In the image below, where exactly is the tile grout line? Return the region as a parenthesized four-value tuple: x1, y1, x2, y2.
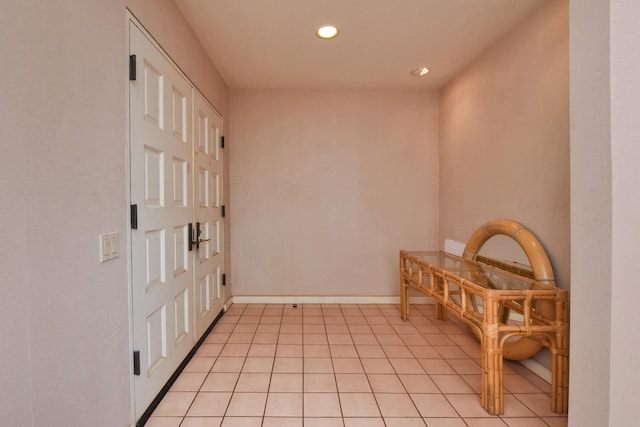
(148, 303, 567, 427)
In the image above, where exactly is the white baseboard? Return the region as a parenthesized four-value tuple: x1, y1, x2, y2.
(231, 295, 434, 305)
(444, 238, 466, 256)
(520, 358, 552, 383)
(223, 295, 234, 312)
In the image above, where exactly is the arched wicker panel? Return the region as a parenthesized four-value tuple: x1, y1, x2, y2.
(463, 219, 556, 360)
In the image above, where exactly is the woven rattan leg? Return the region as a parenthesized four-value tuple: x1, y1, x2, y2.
(481, 298, 504, 415)
(434, 276, 447, 320)
(400, 279, 409, 321)
(551, 347, 569, 413)
(436, 301, 447, 320)
(550, 292, 569, 413)
(399, 253, 409, 321)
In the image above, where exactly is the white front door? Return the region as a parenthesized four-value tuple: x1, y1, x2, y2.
(193, 92, 225, 339)
(129, 21, 218, 418)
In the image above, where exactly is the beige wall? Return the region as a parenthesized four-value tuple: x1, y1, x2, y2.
(1, 1, 130, 426)
(608, 0, 640, 422)
(570, 0, 640, 426)
(0, 1, 229, 426)
(229, 89, 439, 297)
(569, 1, 611, 424)
(1, 4, 39, 423)
(439, 0, 570, 291)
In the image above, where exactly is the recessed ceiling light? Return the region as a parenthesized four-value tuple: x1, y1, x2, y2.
(317, 26, 338, 39)
(411, 67, 430, 77)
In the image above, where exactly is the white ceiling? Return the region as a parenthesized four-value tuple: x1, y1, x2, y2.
(174, 0, 548, 90)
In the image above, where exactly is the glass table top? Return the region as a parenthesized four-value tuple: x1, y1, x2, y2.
(402, 250, 548, 291)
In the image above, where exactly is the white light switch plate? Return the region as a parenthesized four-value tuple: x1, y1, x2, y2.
(100, 232, 119, 263)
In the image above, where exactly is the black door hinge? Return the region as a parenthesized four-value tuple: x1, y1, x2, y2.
(130, 204, 138, 229)
(129, 55, 136, 81)
(222, 273, 226, 286)
(221, 205, 226, 218)
(221, 136, 225, 149)
(133, 350, 141, 376)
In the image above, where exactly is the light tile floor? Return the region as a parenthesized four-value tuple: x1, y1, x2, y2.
(146, 303, 568, 427)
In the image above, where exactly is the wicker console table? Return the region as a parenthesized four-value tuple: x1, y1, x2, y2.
(399, 249, 569, 415)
